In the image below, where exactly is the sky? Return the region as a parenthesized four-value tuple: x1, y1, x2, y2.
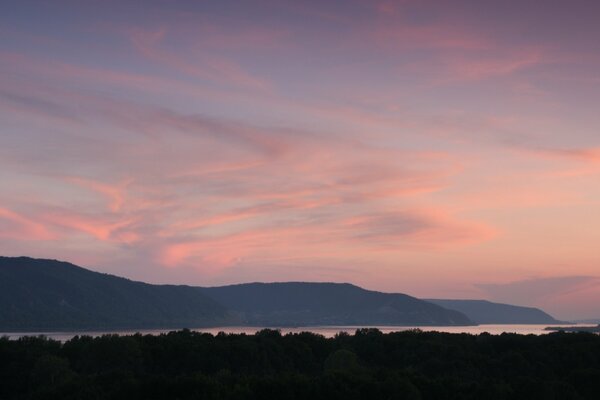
(1, 0, 599, 320)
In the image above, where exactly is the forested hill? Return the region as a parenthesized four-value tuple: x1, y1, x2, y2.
(2, 256, 567, 331)
(202, 282, 473, 326)
(0, 257, 474, 331)
(0, 257, 230, 331)
(426, 299, 561, 324)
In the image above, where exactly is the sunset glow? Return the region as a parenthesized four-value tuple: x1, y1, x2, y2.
(1, 0, 599, 319)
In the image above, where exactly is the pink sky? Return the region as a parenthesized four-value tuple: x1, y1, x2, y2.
(1, 0, 599, 319)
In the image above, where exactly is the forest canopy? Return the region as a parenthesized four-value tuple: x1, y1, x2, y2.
(1, 329, 600, 399)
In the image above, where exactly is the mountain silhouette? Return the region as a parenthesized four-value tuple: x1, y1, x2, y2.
(0, 256, 477, 331)
(203, 282, 473, 326)
(1, 257, 564, 331)
(426, 299, 561, 324)
(0, 257, 230, 331)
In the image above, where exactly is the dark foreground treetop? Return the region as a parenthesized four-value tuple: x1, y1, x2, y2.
(1, 328, 599, 400)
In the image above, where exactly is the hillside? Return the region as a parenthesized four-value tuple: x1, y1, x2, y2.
(0, 257, 475, 331)
(0, 257, 231, 331)
(575, 319, 600, 324)
(203, 282, 473, 326)
(426, 299, 561, 324)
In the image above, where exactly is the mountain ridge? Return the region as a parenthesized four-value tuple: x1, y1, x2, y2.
(0, 256, 474, 331)
(1, 256, 564, 331)
(202, 282, 473, 326)
(0, 256, 231, 331)
(426, 299, 561, 324)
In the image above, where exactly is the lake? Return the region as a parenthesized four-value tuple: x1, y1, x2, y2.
(2, 324, 590, 341)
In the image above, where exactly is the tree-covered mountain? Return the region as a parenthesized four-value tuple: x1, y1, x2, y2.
(0, 257, 231, 331)
(426, 299, 561, 324)
(3, 256, 568, 331)
(0, 257, 474, 331)
(202, 282, 473, 326)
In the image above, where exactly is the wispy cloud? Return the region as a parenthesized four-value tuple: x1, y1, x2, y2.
(0, 207, 56, 241)
(129, 27, 270, 91)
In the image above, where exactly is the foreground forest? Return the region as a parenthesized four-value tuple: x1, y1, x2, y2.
(1, 329, 599, 400)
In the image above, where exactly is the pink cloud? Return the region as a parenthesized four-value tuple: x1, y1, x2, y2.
(2, 0, 600, 320)
(0, 207, 56, 241)
(456, 185, 584, 210)
(65, 176, 131, 212)
(372, 23, 488, 51)
(129, 28, 270, 91)
(156, 205, 494, 269)
(2, 61, 499, 278)
(0, 51, 240, 104)
(515, 146, 600, 177)
(42, 211, 138, 244)
(536, 147, 600, 163)
(0, 50, 449, 141)
(443, 50, 544, 81)
(340, 208, 495, 248)
(192, 24, 287, 50)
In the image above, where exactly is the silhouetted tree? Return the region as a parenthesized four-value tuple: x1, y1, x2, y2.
(0, 330, 599, 399)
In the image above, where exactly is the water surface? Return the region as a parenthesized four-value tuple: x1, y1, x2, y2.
(2, 324, 589, 341)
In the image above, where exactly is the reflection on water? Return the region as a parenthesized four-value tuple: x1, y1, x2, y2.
(1, 324, 590, 341)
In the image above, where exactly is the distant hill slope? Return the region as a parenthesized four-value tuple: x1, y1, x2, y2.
(202, 282, 473, 326)
(574, 319, 600, 324)
(0, 257, 231, 331)
(0, 256, 473, 331)
(425, 299, 561, 324)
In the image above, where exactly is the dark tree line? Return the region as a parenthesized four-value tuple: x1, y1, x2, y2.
(1, 329, 599, 399)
